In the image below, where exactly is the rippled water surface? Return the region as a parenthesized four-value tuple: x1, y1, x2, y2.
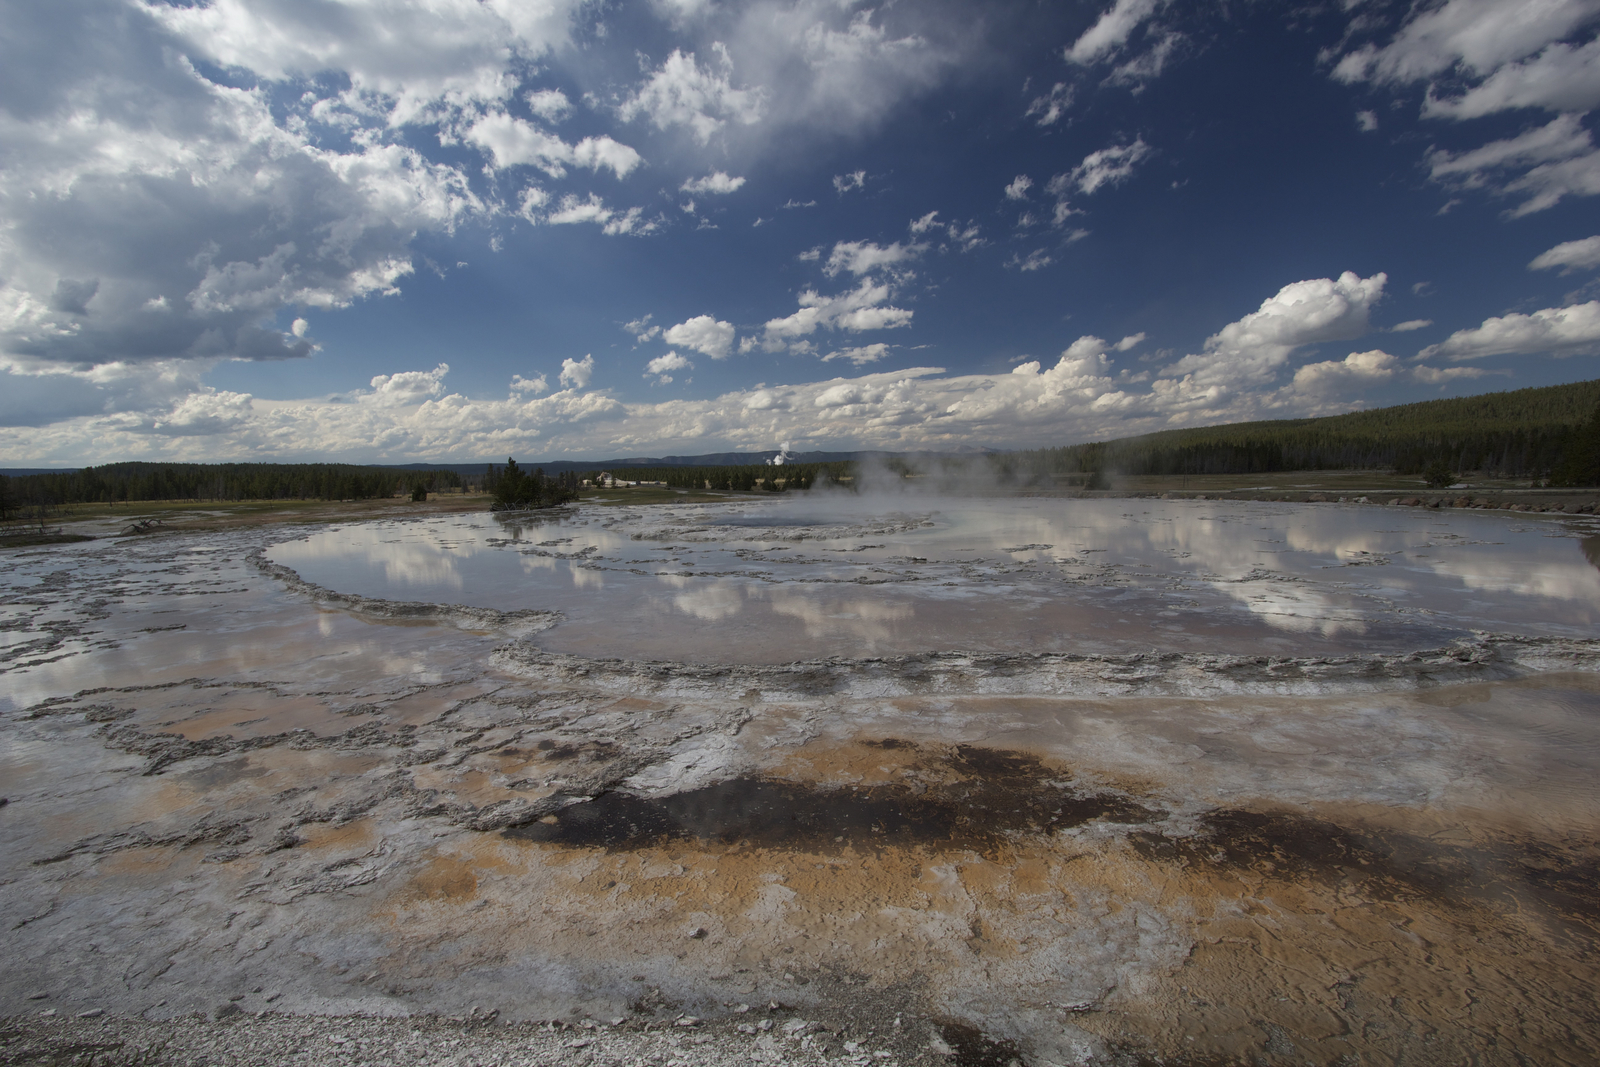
(266, 496, 1600, 662)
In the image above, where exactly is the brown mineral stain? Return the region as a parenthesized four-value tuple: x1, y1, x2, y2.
(95, 845, 194, 880)
(298, 819, 376, 855)
(401, 854, 480, 902)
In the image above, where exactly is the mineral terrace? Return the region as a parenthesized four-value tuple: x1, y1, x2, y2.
(3, 496, 1599, 1066)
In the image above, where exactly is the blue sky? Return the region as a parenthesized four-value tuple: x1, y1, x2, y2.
(3, 0, 1600, 465)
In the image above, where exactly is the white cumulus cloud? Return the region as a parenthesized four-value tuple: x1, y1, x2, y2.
(147, 0, 582, 124)
(1163, 272, 1388, 390)
(1292, 349, 1402, 395)
(824, 241, 925, 277)
(759, 279, 913, 349)
(663, 315, 737, 360)
(560, 354, 595, 389)
(644, 351, 693, 383)
(1419, 301, 1600, 360)
(369, 363, 450, 405)
(618, 47, 765, 144)
(466, 113, 642, 178)
(2, 274, 1503, 463)
(526, 88, 573, 122)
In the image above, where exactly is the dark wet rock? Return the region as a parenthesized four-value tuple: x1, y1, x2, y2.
(507, 746, 1156, 854)
(934, 1020, 1027, 1066)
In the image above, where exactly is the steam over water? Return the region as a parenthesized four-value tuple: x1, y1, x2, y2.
(5, 496, 1600, 1065)
(268, 496, 1600, 662)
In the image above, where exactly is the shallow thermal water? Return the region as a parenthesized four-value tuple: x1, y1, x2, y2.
(5, 499, 1600, 1066)
(267, 495, 1600, 662)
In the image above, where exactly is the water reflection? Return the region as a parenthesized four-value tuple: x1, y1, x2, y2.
(265, 498, 1600, 663)
(658, 575, 743, 621)
(759, 586, 915, 647)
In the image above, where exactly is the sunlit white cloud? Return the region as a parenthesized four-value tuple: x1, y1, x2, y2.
(754, 278, 914, 350)
(465, 113, 641, 178)
(681, 171, 747, 194)
(1530, 235, 1600, 272)
(1067, 0, 1164, 66)
(1061, 138, 1154, 196)
(369, 363, 450, 405)
(1423, 38, 1600, 119)
(824, 240, 925, 277)
(1427, 113, 1600, 216)
(2, 272, 1454, 463)
(1331, 0, 1598, 89)
(1331, 0, 1600, 215)
(821, 344, 890, 365)
(618, 47, 765, 144)
(1288, 349, 1481, 395)
(644, 351, 693, 383)
(1162, 272, 1387, 391)
(1419, 301, 1600, 360)
(1064, 0, 1180, 91)
(1026, 82, 1073, 125)
(145, 0, 582, 124)
(526, 88, 573, 122)
(833, 170, 867, 194)
(663, 315, 737, 360)
(559, 354, 595, 389)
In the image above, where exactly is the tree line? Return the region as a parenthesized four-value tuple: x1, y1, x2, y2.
(0, 462, 462, 518)
(3, 381, 1596, 525)
(602, 462, 851, 491)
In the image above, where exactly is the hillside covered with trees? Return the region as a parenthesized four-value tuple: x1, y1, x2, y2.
(994, 378, 1600, 486)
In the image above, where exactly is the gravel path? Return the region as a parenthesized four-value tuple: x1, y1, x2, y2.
(0, 1008, 1029, 1067)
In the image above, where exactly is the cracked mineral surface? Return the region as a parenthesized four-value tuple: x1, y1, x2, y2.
(3, 495, 1599, 1066)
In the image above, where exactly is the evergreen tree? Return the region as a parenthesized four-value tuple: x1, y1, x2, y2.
(1553, 402, 1600, 486)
